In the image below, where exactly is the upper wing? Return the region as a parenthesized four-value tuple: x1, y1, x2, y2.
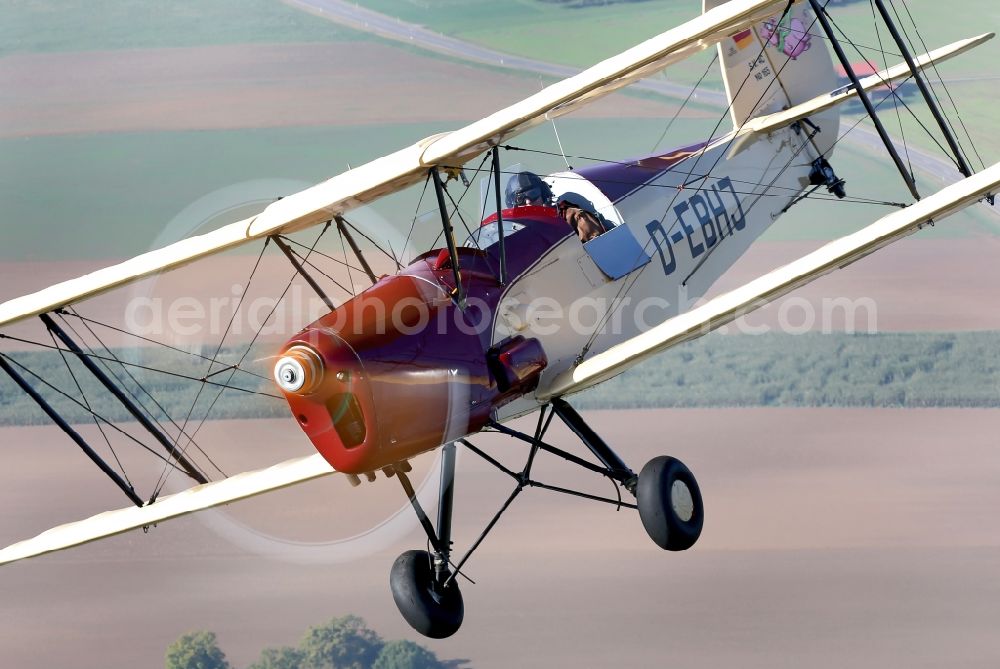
(0, 0, 796, 329)
(0, 454, 335, 566)
(540, 161, 1000, 400)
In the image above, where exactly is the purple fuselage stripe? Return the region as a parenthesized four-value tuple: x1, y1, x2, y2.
(575, 140, 709, 204)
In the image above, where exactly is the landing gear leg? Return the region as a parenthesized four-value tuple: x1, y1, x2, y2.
(550, 398, 637, 493)
(390, 443, 464, 639)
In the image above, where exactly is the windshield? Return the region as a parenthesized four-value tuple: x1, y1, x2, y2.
(462, 220, 525, 249)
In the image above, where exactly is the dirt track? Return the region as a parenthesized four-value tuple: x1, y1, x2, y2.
(1, 408, 998, 668)
(0, 42, 703, 138)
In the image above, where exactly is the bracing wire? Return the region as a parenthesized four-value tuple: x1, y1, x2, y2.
(59, 310, 271, 383)
(59, 309, 223, 478)
(824, 6, 959, 171)
(651, 52, 719, 154)
(151, 237, 274, 498)
(892, 0, 986, 172)
(575, 0, 807, 359)
(46, 327, 132, 487)
(151, 224, 331, 500)
(0, 333, 282, 399)
(869, 0, 914, 178)
(0, 351, 192, 474)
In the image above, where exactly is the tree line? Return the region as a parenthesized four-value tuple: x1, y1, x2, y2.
(165, 615, 467, 669)
(4, 332, 1000, 429)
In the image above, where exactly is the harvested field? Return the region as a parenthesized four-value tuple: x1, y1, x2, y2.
(1, 408, 998, 668)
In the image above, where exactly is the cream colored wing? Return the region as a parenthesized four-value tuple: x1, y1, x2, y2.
(0, 454, 335, 566)
(541, 162, 1000, 400)
(0, 0, 797, 330)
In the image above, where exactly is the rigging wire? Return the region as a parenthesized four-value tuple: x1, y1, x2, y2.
(278, 237, 355, 296)
(0, 333, 282, 399)
(651, 52, 719, 154)
(575, 0, 807, 359)
(0, 351, 192, 474)
(151, 225, 331, 500)
(438, 177, 504, 288)
(151, 238, 274, 498)
(475, 153, 497, 251)
(402, 173, 433, 264)
(55, 312, 213, 480)
(274, 234, 367, 276)
(337, 226, 357, 297)
(62, 309, 225, 478)
(57, 309, 271, 383)
(749, 26, 903, 59)
(492, 149, 905, 208)
(823, 6, 958, 171)
(869, 0, 915, 179)
(342, 217, 403, 271)
(684, 121, 823, 284)
(428, 153, 496, 251)
(46, 327, 131, 488)
(892, 0, 985, 172)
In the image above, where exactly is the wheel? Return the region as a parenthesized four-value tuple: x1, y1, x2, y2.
(636, 456, 704, 551)
(390, 550, 464, 639)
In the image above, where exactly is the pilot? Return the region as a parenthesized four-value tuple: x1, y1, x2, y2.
(505, 171, 604, 243)
(505, 170, 553, 208)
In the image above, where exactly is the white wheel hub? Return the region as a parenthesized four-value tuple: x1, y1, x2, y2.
(670, 479, 694, 522)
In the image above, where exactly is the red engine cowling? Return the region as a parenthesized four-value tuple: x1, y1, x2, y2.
(274, 273, 494, 475)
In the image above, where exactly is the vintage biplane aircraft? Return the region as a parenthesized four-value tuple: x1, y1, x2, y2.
(1, 0, 997, 639)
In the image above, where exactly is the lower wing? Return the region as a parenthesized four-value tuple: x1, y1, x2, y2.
(0, 454, 335, 566)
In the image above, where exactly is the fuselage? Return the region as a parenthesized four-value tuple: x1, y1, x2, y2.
(276, 123, 822, 474)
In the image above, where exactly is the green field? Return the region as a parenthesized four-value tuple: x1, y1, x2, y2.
(0, 341, 280, 428)
(3, 331, 1000, 429)
(2, 0, 995, 263)
(0, 123, 451, 260)
(574, 330, 1000, 410)
(0, 0, 362, 55)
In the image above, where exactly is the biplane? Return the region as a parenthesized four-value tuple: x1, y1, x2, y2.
(1, 0, 997, 639)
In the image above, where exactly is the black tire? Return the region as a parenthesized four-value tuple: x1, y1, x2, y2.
(390, 550, 464, 639)
(636, 456, 704, 551)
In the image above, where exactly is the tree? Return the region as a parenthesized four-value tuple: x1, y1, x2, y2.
(373, 640, 445, 669)
(165, 630, 230, 669)
(248, 646, 306, 669)
(300, 615, 384, 669)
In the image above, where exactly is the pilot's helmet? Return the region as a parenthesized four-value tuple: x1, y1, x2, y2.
(505, 171, 553, 208)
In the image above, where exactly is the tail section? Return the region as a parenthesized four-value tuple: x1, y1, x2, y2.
(705, 0, 840, 156)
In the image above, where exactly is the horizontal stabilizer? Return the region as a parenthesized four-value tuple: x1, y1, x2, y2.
(542, 161, 1000, 399)
(0, 0, 797, 329)
(0, 454, 336, 566)
(729, 32, 994, 155)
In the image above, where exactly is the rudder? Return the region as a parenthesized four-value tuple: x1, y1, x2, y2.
(704, 0, 840, 156)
